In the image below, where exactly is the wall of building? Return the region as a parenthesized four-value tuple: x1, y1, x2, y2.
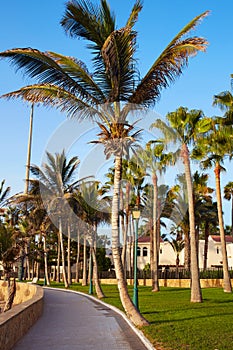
(134, 238, 233, 270)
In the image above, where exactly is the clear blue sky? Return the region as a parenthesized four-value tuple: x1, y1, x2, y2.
(0, 1, 233, 223)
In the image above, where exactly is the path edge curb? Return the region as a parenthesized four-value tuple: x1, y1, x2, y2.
(43, 287, 155, 350)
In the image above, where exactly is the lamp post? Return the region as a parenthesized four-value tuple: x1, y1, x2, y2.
(132, 208, 140, 310)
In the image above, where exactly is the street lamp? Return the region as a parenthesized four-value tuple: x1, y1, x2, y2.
(132, 208, 140, 310)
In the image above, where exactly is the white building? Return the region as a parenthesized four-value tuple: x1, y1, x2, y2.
(134, 235, 233, 270)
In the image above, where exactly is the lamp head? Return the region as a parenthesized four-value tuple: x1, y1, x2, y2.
(132, 208, 140, 220)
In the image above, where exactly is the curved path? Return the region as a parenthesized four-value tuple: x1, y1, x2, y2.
(13, 288, 153, 350)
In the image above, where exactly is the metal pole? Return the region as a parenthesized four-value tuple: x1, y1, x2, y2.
(133, 218, 139, 309)
(24, 104, 34, 194)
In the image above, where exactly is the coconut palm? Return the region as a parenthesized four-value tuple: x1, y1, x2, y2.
(224, 182, 233, 237)
(0, 0, 209, 325)
(151, 107, 212, 302)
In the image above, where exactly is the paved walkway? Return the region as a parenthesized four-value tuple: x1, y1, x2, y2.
(13, 288, 153, 350)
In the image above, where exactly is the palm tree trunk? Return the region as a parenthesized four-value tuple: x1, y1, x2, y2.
(92, 247, 105, 298)
(152, 173, 159, 292)
(149, 218, 153, 283)
(56, 234, 61, 282)
(4, 278, 16, 312)
(184, 230, 191, 270)
(112, 155, 149, 326)
(92, 222, 105, 298)
(182, 144, 202, 302)
(67, 221, 71, 285)
(25, 242, 30, 280)
(43, 235, 50, 286)
(59, 217, 69, 288)
(75, 228, 80, 283)
(82, 234, 87, 286)
(203, 221, 209, 270)
(120, 189, 127, 277)
(215, 163, 232, 292)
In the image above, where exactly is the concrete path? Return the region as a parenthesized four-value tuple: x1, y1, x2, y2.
(13, 288, 153, 350)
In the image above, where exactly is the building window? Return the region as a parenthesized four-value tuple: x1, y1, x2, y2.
(143, 247, 148, 257)
(216, 247, 219, 254)
(137, 247, 141, 256)
(160, 248, 162, 254)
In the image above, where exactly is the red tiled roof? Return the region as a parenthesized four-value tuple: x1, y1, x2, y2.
(211, 235, 233, 243)
(138, 235, 163, 243)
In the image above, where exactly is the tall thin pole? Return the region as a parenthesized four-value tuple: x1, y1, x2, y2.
(24, 104, 34, 194)
(133, 217, 139, 310)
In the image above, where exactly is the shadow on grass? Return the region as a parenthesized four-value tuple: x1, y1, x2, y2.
(147, 310, 233, 325)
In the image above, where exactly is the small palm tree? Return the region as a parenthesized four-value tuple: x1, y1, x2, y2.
(169, 238, 185, 277)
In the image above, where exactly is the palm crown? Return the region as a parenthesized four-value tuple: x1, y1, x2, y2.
(0, 1, 208, 120)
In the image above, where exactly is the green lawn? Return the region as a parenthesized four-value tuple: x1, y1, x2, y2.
(41, 282, 233, 350)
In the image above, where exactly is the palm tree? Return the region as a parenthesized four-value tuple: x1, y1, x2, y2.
(29, 150, 80, 288)
(74, 181, 110, 298)
(136, 142, 173, 291)
(224, 182, 233, 237)
(194, 117, 233, 293)
(170, 238, 185, 277)
(152, 107, 211, 302)
(0, 0, 209, 325)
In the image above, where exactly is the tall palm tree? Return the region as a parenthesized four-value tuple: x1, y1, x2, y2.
(0, 0, 209, 325)
(74, 181, 110, 298)
(136, 142, 173, 292)
(194, 117, 233, 293)
(152, 107, 211, 302)
(224, 182, 233, 237)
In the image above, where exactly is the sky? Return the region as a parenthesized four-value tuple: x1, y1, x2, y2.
(1, 0, 233, 224)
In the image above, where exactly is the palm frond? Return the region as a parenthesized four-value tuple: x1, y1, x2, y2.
(0, 180, 10, 206)
(150, 119, 178, 144)
(61, 0, 115, 49)
(128, 11, 209, 106)
(126, 0, 143, 28)
(213, 91, 233, 111)
(101, 27, 137, 102)
(0, 48, 102, 103)
(1, 84, 102, 120)
(47, 51, 106, 102)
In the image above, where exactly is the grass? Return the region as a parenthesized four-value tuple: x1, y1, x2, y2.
(39, 281, 233, 350)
